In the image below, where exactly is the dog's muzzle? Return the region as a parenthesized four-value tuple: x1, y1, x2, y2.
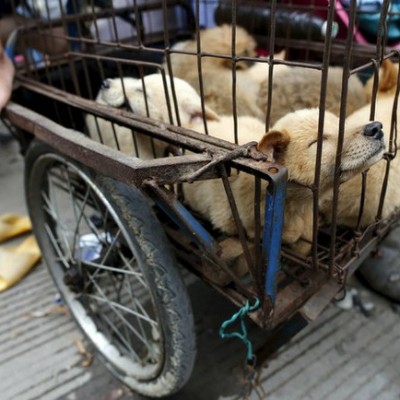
(363, 121, 384, 141)
(101, 79, 111, 90)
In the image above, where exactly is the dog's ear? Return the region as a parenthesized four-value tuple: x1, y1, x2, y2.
(274, 49, 287, 60)
(379, 59, 398, 93)
(184, 100, 220, 124)
(257, 130, 290, 163)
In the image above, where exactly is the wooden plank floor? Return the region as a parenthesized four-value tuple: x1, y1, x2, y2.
(1, 138, 400, 400)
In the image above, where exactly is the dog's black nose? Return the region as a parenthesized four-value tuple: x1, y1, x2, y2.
(364, 121, 383, 140)
(101, 79, 111, 89)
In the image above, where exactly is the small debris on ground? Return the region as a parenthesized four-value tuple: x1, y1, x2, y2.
(391, 302, 400, 314)
(74, 338, 94, 368)
(54, 292, 63, 305)
(334, 288, 355, 310)
(334, 287, 375, 317)
(25, 304, 68, 318)
(103, 388, 128, 400)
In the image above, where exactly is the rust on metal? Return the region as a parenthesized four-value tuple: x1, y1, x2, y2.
(5, 102, 217, 186)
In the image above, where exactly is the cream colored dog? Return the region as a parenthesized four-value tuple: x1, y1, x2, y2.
(89, 76, 385, 254)
(257, 66, 369, 126)
(320, 96, 398, 228)
(166, 25, 257, 77)
(187, 109, 385, 254)
(164, 24, 265, 119)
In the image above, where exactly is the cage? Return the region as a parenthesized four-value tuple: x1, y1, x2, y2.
(2, 0, 399, 397)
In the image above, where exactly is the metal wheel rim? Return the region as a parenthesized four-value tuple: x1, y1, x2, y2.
(31, 153, 164, 380)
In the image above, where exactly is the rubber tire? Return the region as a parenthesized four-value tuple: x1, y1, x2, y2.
(24, 140, 196, 397)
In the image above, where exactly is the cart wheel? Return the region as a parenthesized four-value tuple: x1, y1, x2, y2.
(24, 141, 196, 397)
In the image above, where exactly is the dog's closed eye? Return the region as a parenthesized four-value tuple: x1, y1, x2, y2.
(308, 135, 328, 147)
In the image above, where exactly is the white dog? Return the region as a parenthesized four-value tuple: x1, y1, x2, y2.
(85, 74, 219, 159)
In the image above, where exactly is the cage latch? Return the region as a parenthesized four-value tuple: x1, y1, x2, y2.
(183, 141, 263, 183)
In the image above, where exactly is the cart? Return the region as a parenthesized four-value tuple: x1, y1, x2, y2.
(2, 0, 399, 397)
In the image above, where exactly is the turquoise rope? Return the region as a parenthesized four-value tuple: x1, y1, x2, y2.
(219, 298, 260, 361)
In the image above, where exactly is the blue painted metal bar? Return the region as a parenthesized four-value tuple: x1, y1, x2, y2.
(145, 160, 288, 308)
(261, 171, 288, 304)
(146, 184, 220, 253)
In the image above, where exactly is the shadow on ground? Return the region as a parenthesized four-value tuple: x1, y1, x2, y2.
(70, 278, 270, 400)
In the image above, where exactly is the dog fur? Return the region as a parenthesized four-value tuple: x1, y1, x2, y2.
(166, 24, 257, 78)
(364, 59, 399, 101)
(85, 74, 219, 159)
(164, 25, 265, 119)
(186, 109, 385, 254)
(320, 96, 399, 228)
(89, 76, 385, 254)
(257, 66, 369, 126)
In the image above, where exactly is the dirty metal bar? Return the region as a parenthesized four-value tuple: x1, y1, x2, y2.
(144, 181, 255, 298)
(342, 227, 390, 278)
(219, 167, 255, 277)
(264, 0, 278, 130)
(14, 1, 186, 36)
(15, 76, 287, 180)
(16, 75, 236, 154)
(261, 166, 287, 306)
(4, 102, 215, 186)
(144, 180, 219, 253)
(328, 0, 358, 277)
(273, 38, 389, 60)
(269, 269, 329, 329)
(230, 1, 239, 143)
(311, 0, 335, 270)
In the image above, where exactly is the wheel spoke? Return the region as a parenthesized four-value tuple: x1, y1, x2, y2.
(42, 188, 73, 261)
(82, 259, 145, 279)
(99, 229, 122, 265)
(118, 250, 148, 289)
(60, 165, 81, 246)
(44, 223, 71, 269)
(99, 310, 140, 360)
(86, 290, 158, 328)
(83, 285, 156, 355)
(71, 185, 91, 255)
(124, 278, 150, 342)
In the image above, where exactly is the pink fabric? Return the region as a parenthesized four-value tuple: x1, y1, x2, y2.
(334, 0, 369, 44)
